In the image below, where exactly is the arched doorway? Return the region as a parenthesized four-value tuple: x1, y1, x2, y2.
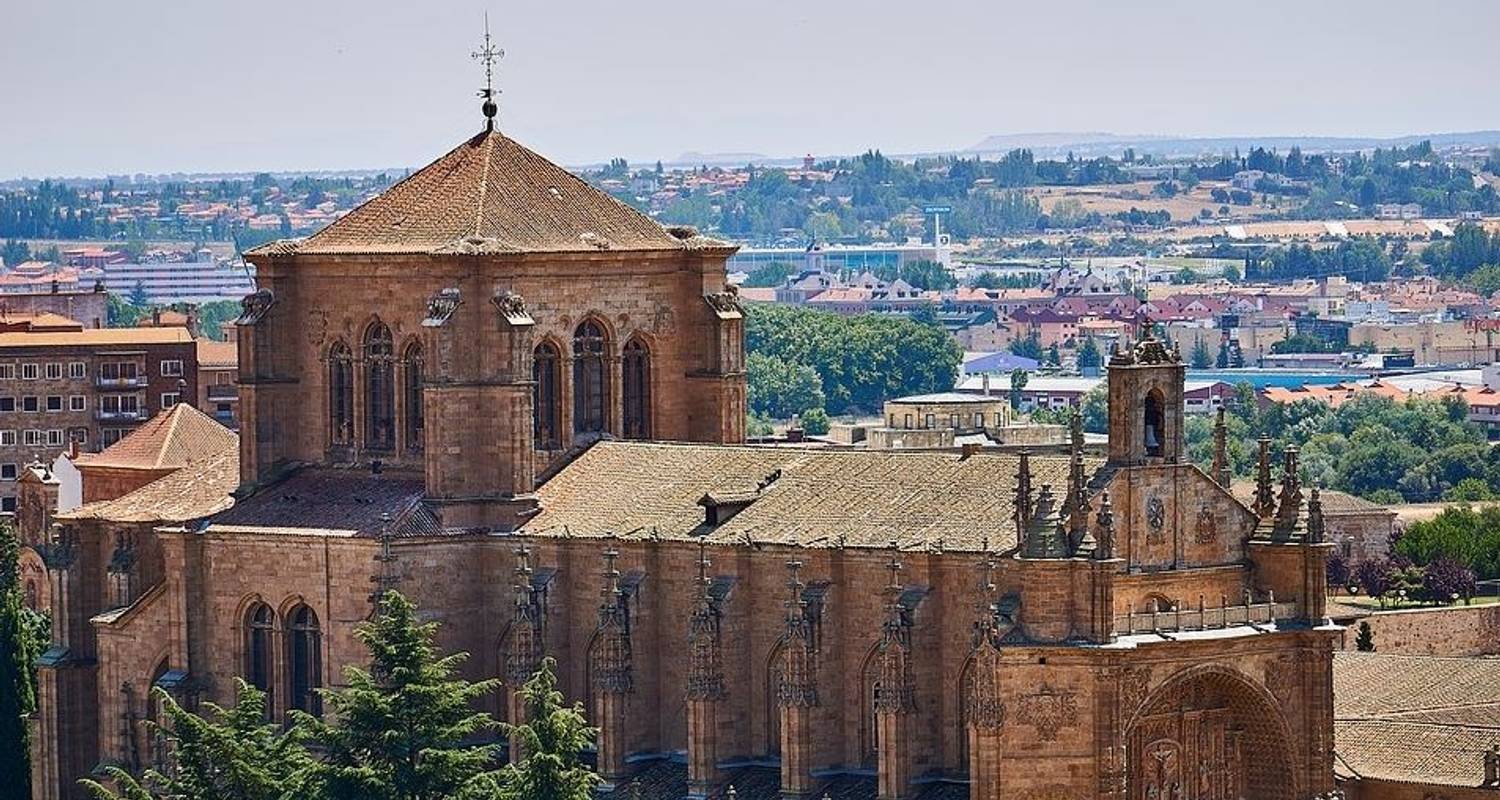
(1126, 666, 1297, 800)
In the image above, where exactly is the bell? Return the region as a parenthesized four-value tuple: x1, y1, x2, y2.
(1145, 424, 1160, 449)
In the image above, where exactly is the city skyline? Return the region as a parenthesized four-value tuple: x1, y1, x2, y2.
(4, 0, 1500, 179)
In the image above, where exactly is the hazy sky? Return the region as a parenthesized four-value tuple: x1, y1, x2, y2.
(4, 0, 1498, 179)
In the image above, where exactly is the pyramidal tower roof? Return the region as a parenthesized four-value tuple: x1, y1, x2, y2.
(248, 129, 731, 258)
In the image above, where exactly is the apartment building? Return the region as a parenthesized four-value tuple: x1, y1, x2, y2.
(0, 326, 198, 511)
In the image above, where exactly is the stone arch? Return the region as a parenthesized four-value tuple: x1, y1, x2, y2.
(18, 548, 48, 613)
(284, 602, 322, 716)
(399, 336, 424, 452)
(1143, 387, 1166, 458)
(764, 635, 786, 757)
(957, 653, 977, 769)
(621, 334, 653, 440)
(532, 335, 565, 449)
(326, 339, 354, 447)
(363, 319, 396, 451)
(1125, 664, 1299, 800)
(572, 316, 612, 435)
(858, 640, 882, 767)
(1143, 592, 1175, 613)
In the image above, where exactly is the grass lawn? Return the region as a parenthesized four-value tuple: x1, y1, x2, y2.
(1329, 592, 1500, 611)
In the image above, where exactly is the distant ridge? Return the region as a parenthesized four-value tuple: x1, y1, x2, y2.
(964, 130, 1500, 158)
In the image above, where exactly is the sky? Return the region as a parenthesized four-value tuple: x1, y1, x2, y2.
(3, 0, 1499, 179)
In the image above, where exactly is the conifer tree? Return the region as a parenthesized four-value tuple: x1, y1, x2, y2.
(80, 681, 309, 800)
(298, 591, 501, 800)
(486, 657, 600, 800)
(0, 523, 36, 800)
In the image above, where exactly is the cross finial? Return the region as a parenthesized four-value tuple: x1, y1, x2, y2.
(471, 13, 504, 131)
(886, 541, 903, 591)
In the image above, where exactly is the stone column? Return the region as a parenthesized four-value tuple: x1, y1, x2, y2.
(685, 542, 725, 798)
(778, 560, 818, 798)
(591, 548, 633, 787)
(875, 552, 915, 800)
(504, 545, 543, 765)
(967, 553, 1005, 800)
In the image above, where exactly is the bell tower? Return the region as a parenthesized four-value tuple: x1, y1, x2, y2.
(1106, 323, 1185, 466)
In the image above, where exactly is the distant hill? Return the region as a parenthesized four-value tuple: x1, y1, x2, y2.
(671, 151, 773, 167)
(964, 130, 1500, 159)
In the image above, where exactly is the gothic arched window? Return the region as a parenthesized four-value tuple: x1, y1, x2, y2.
(573, 320, 609, 435)
(403, 341, 423, 452)
(622, 338, 651, 440)
(365, 322, 395, 451)
(1144, 388, 1165, 458)
(533, 341, 561, 448)
(245, 603, 275, 700)
(329, 342, 353, 446)
(287, 605, 322, 716)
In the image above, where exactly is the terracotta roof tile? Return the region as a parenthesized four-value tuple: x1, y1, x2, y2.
(58, 448, 237, 523)
(527, 441, 1087, 551)
(195, 339, 237, 369)
(75, 404, 237, 471)
(248, 130, 731, 257)
(206, 468, 441, 538)
(1333, 652, 1500, 786)
(0, 326, 193, 348)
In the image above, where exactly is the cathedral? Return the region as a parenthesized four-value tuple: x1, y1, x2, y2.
(23, 109, 1338, 800)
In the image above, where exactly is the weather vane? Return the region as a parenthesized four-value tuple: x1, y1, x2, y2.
(471, 12, 504, 131)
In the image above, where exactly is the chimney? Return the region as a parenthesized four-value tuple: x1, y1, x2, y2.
(982, 373, 992, 396)
(67, 440, 79, 460)
(151, 308, 161, 326)
(961, 442, 982, 459)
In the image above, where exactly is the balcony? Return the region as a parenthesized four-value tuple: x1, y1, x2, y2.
(97, 376, 148, 390)
(96, 409, 149, 423)
(207, 384, 239, 400)
(1114, 595, 1301, 637)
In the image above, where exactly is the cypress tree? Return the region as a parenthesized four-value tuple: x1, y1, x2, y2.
(299, 591, 501, 800)
(0, 523, 37, 800)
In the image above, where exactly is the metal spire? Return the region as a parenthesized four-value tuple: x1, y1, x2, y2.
(471, 13, 504, 131)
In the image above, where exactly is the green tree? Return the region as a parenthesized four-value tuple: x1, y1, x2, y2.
(108, 294, 147, 328)
(896, 260, 956, 291)
(1221, 263, 1241, 282)
(1008, 368, 1029, 410)
(1189, 338, 1212, 369)
(746, 353, 825, 420)
(298, 591, 501, 800)
(742, 261, 798, 289)
(485, 658, 598, 800)
(0, 523, 40, 800)
(1079, 386, 1108, 434)
(1, 239, 28, 267)
(81, 682, 310, 800)
(1355, 621, 1375, 652)
(799, 407, 830, 436)
(1076, 337, 1102, 371)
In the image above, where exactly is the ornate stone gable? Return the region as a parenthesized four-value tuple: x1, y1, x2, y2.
(777, 560, 819, 708)
(591, 548, 634, 695)
(686, 542, 725, 702)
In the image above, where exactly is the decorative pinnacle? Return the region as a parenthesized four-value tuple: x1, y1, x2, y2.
(785, 560, 806, 611)
(471, 13, 504, 131)
(602, 547, 621, 599)
(885, 541, 903, 591)
(696, 538, 712, 600)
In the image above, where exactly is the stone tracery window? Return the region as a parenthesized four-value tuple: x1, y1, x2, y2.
(365, 322, 395, 451)
(245, 603, 275, 702)
(533, 341, 561, 449)
(622, 337, 651, 440)
(402, 341, 423, 452)
(286, 604, 322, 717)
(573, 320, 609, 435)
(328, 341, 353, 446)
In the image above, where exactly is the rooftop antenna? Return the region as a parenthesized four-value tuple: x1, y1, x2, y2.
(471, 13, 504, 132)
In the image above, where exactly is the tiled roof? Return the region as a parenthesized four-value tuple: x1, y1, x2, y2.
(195, 339, 237, 369)
(1335, 719, 1497, 786)
(1333, 652, 1500, 787)
(206, 468, 442, 538)
(58, 447, 237, 523)
(528, 441, 1085, 551)
(75, 404, 237, 471)
(248, 130, 731, 257)
(0, 326, 193, 347)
